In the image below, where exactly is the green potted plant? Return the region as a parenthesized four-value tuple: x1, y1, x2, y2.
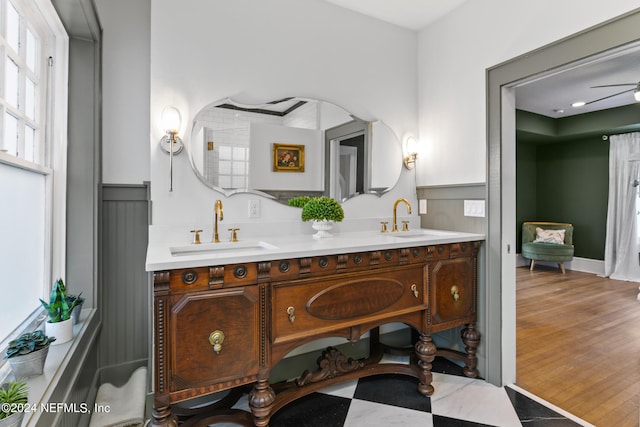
(290, 196, 344, 239)
(40, 278, 80, 344)
(66, 294, 85, 325)
(0, 380, 28, 427)
(3, 330, 55, 378)
(287, 195, 312, 208)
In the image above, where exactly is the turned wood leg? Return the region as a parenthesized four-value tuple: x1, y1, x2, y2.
(461, 323, 480, 378)
(249, 369, 275, 427)
(150, 400, 178, 427)
(415, 333, 437, 396)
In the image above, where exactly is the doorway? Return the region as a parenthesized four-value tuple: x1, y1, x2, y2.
(325, 119, 369, 201)
(485, 9, 640, 388)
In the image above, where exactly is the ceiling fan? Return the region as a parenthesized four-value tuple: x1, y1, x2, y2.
(583, 81, 640, 105)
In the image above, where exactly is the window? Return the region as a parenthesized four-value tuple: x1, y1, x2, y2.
(218, 145, 249, 189)
(0, 0, 68, 342)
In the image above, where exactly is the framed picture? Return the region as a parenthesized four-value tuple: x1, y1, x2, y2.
(273, 143, 305, 172)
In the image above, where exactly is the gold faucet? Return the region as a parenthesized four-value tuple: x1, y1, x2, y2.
(392, 198, 411, 232)
(213, 199, 224, 242)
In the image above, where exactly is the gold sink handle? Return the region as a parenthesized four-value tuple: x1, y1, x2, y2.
(451, 285, 460, 301)
(190, 229, 203, 244)
(228, 228, 240, 242)
(411, 284, 419, 298)
(209, 330, 225, 354)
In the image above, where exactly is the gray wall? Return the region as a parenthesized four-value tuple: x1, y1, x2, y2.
(99, 185, 150, 367)
(417, 184, 486, 234)
(66, 36, 100, 308)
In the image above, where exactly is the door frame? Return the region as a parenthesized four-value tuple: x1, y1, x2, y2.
(486, 8, 640, 386)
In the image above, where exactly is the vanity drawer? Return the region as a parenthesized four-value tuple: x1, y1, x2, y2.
(271, 265, 426, 344)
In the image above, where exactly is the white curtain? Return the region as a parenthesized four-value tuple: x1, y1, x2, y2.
(604, 132, 640, 281)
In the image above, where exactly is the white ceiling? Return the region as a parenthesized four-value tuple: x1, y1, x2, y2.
(514, 46, 640, 118)
(322, 0, 640, 119)
(55, 0, 640, 120)
(321, 0, 468, 30)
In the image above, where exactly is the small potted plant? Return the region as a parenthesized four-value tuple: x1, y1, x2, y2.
(290, 196, 344, 239)
(3, 330, 55, 378)
(66, 294, 85, 325)
(287, 195, 311, 208)
(0, 380, 28, 427)
(40, 278, 80, 344)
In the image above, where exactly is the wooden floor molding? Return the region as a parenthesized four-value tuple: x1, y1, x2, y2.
(516, 266, 640, 427)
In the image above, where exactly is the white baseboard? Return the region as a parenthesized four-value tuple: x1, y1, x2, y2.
(516, 255, 604, 275)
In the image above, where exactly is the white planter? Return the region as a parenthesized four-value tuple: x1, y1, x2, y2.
(7, 346, 49, 378)
(45, 318, 73, 345)
(311, 220, 334, 239)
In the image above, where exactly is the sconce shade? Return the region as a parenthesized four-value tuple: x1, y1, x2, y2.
(403, 135, 418, 169)
(634, 85, 640, 102)
(161, 106, 182, 133)
(405, 136, 418, 156)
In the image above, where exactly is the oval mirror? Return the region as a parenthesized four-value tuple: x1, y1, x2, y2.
(189, 97, 402, 203)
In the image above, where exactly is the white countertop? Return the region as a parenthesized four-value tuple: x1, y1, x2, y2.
(146, 225, 485, 271)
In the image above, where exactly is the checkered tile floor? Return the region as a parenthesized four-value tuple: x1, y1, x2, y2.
(212, 357, 592, 427)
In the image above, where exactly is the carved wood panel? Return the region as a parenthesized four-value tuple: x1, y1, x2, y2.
(169, 286, 260, 393)
(429, 257, 475, 327)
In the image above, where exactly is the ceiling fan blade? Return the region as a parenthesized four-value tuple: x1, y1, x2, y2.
(590, 83, 637, 88)
(585, 88, 635, 105)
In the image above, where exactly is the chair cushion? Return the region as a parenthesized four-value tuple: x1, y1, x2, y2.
(533, 227, 565, 244)
(522, 242, 574, 262)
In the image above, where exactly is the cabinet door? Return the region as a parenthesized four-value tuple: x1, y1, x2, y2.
(169, 286, 260, 391)
(429, 257, 475, 328)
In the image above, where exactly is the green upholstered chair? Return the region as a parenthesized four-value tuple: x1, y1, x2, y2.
(521, 222, 574, 274)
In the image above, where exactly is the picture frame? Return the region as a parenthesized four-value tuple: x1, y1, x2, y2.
(273, 143, 305, 172)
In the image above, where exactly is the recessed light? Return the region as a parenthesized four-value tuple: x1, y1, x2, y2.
(553, 109, 564, 114)
(571, 101, 586, 108)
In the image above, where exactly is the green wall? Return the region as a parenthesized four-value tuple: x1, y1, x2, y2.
(515, 106, 639, 261)
(537, 137, 608, 259)
(517, 136, 609, 259)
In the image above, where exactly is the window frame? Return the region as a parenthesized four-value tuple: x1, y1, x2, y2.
(0, 0, 68, 350)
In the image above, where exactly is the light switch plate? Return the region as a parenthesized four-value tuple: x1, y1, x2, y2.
(464, 200, 485, 217)
(419, 199, 427, 214)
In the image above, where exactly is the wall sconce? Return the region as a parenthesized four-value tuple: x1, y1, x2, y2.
(403, 135, 418, 169)
(159, 106, 184, 191)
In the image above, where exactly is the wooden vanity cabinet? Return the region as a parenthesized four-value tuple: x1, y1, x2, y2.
(151, 241, 481, 426)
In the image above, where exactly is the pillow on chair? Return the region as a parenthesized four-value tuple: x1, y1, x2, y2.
(533, 227, 565, 244)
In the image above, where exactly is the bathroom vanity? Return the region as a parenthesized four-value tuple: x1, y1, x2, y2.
(146, 229, 484, 426)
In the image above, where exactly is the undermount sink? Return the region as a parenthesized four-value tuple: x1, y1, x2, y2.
(170, 240, 278, 257)
(384, 229, 458, 238)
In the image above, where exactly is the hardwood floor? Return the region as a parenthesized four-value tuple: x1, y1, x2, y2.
(516, 265, 640, 427)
